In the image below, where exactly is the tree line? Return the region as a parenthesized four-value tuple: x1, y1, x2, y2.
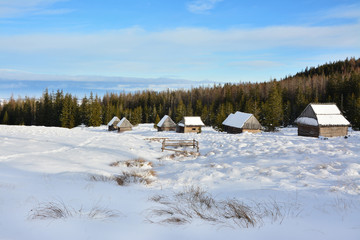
(1, 57, 360, 131)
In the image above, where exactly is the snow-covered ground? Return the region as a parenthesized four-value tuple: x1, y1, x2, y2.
(0, 124, 359, 239)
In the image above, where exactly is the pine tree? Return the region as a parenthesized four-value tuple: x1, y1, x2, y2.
(175, 100, 186, 122)
(132, 106, 143, 125)
(60, 94, 75, 128)
(195, 99, 203, 116)
(346, 93, 360, 130)
(41, 89, 54, 126)
(201, 106, 209, 125)
(154, 114, 161, 128)
(2, 111, 8, 124)
(80, 96, 90, 126)
(261, 83, 283, 131)
(215, 104, 226, 131)
(53, 90, 64, 127)
(89, 94, 102, 126)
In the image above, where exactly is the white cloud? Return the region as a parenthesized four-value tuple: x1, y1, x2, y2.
(0, 0, 71, 18)
(1, 24, 358, 53)
(320, 4, 360, 21)
(187, 0, 223, 14)
(0, 22, 359, 82)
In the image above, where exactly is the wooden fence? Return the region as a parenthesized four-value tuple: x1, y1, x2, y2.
(161, 139, 199, 153)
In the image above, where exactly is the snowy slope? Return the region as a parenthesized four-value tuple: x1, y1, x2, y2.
(0, 124, 359, 239)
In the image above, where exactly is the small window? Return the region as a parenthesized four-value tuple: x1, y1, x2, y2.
(192, 128, 196, 130)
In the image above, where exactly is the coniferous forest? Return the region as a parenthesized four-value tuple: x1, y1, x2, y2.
(1, 57, 360, 131)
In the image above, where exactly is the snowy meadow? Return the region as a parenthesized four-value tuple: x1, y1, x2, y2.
(0, 124, 359, 239)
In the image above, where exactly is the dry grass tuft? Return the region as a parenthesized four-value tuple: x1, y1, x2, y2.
(29, 200, 121, 221)
(29, 200, 73, 220)
(107, 158, 156, 186)
(89, 169, 156, 186)
(114, 170, 155, 186)
(89, 174, 114, 182)
(110, 158, 153, 168)
(147, 186, 298, 228)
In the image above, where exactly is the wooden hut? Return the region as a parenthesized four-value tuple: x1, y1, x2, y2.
(116, 117, 133, 133)
(107, 116, 121, 131)
(157, 115, 176, 131)
(222, 111, 262, 134)
(176, 116, 205, 133)
(294, 103, 350, 137)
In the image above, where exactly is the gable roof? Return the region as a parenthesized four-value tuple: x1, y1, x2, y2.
(116, 117, 133, 128)
(222, 111, 252, 128)
(311, 104, 342, 115)
(295, 103, 350, 126)
(107, 116, 120, 126)
(178, 116, 205, 127)
(157, 115, 176, 127)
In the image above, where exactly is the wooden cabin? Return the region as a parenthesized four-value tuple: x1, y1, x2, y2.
(222, 111, 262, 134)
(157, 115, 176, 131)
(116, 117, 133, 133)
(107, 116, 121, 131)
(176, 116, 205, 133)
(294, 103, 350, 137)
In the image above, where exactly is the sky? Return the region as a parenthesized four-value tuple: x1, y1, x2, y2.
(0, 0, 360, 97)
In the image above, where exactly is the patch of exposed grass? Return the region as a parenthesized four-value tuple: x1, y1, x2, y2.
(89, 169, 156, 186)
(107, 158, 156, 186)
(29, 200, 121, 221)
(115, 170, 156, 186)
(110, 158, 153, 168)
(89, 174, 114, 182)
(147, 186, 300, 228)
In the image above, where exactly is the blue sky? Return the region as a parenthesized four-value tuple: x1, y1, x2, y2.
(0, 0, 360, 96)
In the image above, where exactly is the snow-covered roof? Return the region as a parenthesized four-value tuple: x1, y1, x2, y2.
(295, 117, 318, 126)
(116, 117, 133, 128)
(179, 116, 205, 126)
(295, 103, 350, 126)
(222, 111, 252, 128)
(316, 114, 350, 126)
(107, 116, 120, 126)
(157, 115, 176, 127)
(311, 104, 342, 115)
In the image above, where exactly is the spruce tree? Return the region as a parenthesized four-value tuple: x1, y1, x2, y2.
(2, 111, 8, 124)
(89, 94, 102, 126)
(60, 94, 75, 128)
(215, 104, 226, 131)
(53, 90, 64, 127)
(261, 83, 283, 131)
(80, 96, 90, 126)
(175, 100, 186, 122)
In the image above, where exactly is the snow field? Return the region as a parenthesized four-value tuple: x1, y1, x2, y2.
(0, 124, 359, 239)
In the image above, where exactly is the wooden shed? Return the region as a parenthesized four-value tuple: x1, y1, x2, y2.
(222, 111, 262, 134)
(294, 103, 350, 137)
(107, 116, 121, 131)
(176, 116, 205, 133)
(116, 117, 133, 133)
(157, 115, 176, 131)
